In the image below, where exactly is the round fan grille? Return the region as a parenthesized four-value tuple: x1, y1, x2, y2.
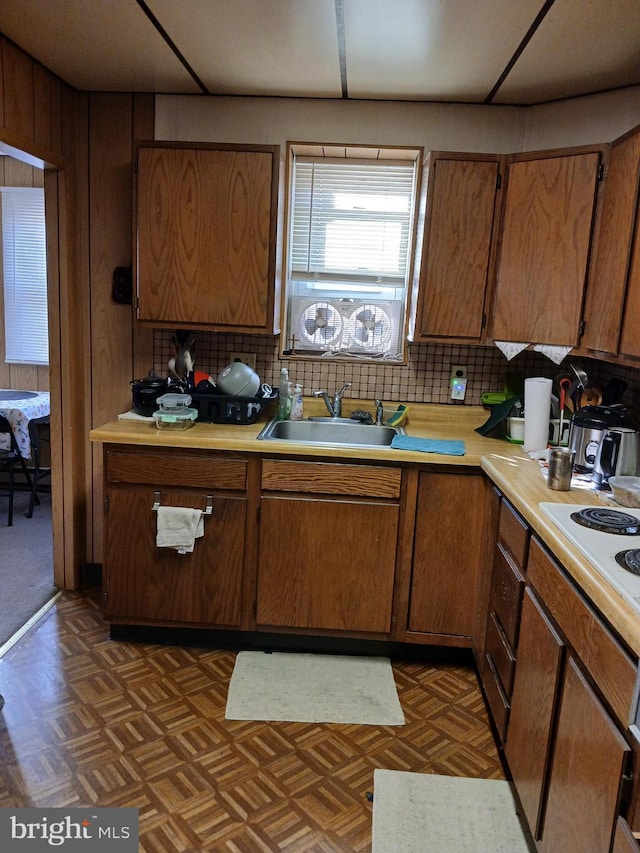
(298, 302, 343, 346)
(345, 303, 394, 350)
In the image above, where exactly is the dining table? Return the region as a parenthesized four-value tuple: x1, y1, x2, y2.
(0, 390, 50, 461)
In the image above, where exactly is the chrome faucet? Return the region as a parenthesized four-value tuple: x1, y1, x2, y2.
(375, 399, 384, 426)
(313, 383, 352, 418)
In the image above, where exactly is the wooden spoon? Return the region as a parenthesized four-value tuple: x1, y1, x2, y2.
(581, 387, 603, 408)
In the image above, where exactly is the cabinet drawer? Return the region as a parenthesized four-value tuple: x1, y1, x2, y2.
(498, 499, 529, 569)
(528, 536, 637, 725)
(106, 448, 247, 490)
(489, 545, 525, 649)
(261, 459, 401, 498)
(482, 652, 510, 741)
(486, 611, 516, 696)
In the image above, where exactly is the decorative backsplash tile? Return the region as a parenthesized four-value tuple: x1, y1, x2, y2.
(154, 330, 640, 418)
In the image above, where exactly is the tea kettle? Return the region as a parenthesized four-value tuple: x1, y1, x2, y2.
(592, 427, 640, 487)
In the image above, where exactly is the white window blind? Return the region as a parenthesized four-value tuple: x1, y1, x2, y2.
(290, 157, 416, 287)
(1, 187, 49, 365)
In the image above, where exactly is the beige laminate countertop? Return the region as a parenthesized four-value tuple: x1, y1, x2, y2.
(90, 400, 504, 464)
(90, 400, 640, 657)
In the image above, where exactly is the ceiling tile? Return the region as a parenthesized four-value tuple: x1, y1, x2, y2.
(493, 0, 640, 104)
(148, 0, 343, 97)
(0, 0, 200, 93)
(343, 0, 543, 101)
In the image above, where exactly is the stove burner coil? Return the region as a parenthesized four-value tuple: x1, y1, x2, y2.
(615, 549, 640, 575)
(570, 506, 640, 535)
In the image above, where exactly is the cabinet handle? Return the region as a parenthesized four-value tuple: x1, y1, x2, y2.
(151, 491, 214, 515)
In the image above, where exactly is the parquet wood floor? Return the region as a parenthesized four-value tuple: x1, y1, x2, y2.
(0, 590, 505, 852)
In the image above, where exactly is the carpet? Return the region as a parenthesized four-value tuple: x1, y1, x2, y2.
(0, 492, 57, 646)
(225, 651, 405, 725)
(372, 771, 533, 853)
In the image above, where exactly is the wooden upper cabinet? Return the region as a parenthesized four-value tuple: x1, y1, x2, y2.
(583, 129, 639, 354)
(135, 142, 281, 333)
(409, 153, 502, 342)
(618, 177, 640, 359)
(491, 148, 603, 346)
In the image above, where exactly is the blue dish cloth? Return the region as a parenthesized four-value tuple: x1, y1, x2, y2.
(390, 435, 466, 456)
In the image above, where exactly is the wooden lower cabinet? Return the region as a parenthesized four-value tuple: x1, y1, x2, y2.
(408, 470, 485, 637)
(256, 458, 401, 634)
(540, 658, 631, 853)
(105, 486, 247, 626)
(256, 495, 398, 633)
(103, 447, 248, 627)
(480, 498, 528, 739)
(501, 541, 635, 853)
(505, 589, 565, 840)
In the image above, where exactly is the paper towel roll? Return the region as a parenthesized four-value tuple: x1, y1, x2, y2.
(524, 377, 552, 452)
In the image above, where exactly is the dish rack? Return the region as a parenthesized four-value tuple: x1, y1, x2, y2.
(190, 389, 279, 425)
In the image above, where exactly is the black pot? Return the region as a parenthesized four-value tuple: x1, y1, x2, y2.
(131, 376, 167, 416)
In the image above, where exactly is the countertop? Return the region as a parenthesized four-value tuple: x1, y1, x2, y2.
(90, 399, 640, 657)
(90, 399, 505, 465)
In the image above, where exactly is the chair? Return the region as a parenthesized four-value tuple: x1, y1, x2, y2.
(27, 415, 51, 518)
(0, 414, 33, 526)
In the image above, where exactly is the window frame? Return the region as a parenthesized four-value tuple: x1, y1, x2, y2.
(1, 185, 49, 367)
(281, 142, 423, 363)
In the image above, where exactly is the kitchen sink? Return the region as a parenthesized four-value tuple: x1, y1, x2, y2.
(256, 417, 405, 447)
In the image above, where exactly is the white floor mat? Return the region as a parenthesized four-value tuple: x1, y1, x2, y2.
(372, 770, 533, 853)
(225, 651, 405, 725)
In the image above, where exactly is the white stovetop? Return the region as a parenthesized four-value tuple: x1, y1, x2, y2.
(539, 503, 640, 617)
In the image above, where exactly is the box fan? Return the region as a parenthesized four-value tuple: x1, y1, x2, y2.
(289, 297, 402, 355)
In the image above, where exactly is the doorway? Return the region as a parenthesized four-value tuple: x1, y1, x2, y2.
(0, 155, 58, 646)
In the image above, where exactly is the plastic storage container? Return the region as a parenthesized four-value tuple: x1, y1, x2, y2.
(152, 393, 198, 430)
(608, 476, 640, 508)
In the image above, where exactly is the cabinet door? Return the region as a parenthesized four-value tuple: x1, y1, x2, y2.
(582, 129, 640, 353)
(492, 150, 601, 345)
(136, 144, 278, 332)
(619, 203, 640, 358)
(105, 486, 246, 627)
(409, 471, 485, 636)
(505, 589, 565, 841)
(540, 657, 631, 853)
(413, 155, 500, 341)
(256, 496, 398, 633)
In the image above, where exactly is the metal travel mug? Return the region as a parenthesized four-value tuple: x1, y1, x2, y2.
(548, 447, 576, 491)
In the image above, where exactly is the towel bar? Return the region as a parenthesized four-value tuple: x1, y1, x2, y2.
(152, 491, 214, 515)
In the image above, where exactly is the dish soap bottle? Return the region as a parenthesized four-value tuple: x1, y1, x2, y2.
(291, 384, 304, 421)
(277, 368, 292, 420)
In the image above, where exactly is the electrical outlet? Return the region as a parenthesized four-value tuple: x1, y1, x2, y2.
(450, 365, 468, 401)
(230, 352, 256, 370)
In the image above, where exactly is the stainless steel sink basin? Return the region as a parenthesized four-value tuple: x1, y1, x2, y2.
(256, 417, 405, 447)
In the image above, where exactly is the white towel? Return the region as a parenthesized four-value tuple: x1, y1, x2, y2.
(156, 506, 204, 554)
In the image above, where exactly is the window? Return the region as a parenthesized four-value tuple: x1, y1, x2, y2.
(285, 145, 421, 361)
(1, 186, 49, 366)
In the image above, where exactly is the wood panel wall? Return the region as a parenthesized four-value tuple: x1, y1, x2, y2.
(88, 93, 154, 563)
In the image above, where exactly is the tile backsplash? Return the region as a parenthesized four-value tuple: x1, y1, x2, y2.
(153, 330, 640, 418)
